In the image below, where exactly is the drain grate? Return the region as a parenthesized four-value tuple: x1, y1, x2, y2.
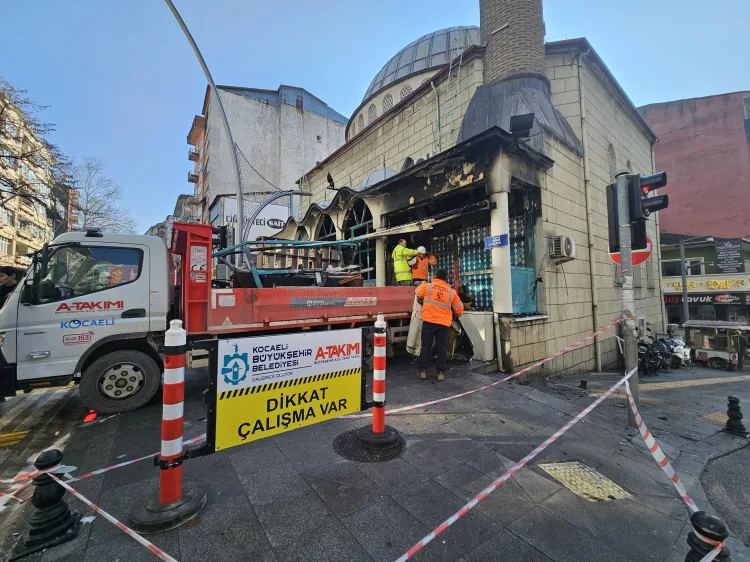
(538, 461, 631, 502)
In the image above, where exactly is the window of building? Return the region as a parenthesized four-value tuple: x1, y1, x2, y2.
(0, 207, 12, 226)
(316, 215, 336, 241)
(607, 144, 616, 182)
(342, 199, 374, 281)
(661, 258, 704, 277)
(401, 157, 414, 172)
(350, 122, 356, 138)
(1, 120, 19, 138)
(400, 84, 413, 100)
(0, 236, 9, 256)
(382, 94, 393, 113)
(40, 246, 142, 303)
(358, 114, 365, 131)
(368, 104, 377, 124)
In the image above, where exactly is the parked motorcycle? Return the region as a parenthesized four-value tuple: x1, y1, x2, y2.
(636, 328, 662, 377)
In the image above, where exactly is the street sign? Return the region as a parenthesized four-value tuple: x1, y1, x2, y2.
(609, 237, 652, 266)
(206, 329, 366, 452)
(485, 234, 509, 249)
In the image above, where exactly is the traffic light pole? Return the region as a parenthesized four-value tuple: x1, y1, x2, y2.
(616, 171, 639, 428)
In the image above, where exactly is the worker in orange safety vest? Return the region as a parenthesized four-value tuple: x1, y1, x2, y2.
(415, 268, 464, 381)
(411, 246, 437, 286)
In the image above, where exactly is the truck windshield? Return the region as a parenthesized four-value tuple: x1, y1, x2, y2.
(39, 246, 142, 303)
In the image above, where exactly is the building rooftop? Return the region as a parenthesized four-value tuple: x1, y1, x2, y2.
(362, 26, 480, 103)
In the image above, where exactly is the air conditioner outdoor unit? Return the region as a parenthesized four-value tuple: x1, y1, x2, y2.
(549, 235, 576, 262)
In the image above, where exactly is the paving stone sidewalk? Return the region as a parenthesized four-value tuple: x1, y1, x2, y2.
(3, 358, 749, 562)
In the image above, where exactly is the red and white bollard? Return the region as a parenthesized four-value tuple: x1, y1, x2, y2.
(130, 320, 206, 534)
(356, 313, 404, 458)
(160, 320, 187, 504)
(372, 314, 387, 435)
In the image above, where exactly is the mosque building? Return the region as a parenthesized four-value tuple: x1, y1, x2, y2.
(276, 0, 664, 374)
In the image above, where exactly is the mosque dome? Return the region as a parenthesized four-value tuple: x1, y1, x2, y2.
(362, 26, 480, 102)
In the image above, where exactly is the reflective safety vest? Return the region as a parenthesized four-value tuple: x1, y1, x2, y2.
(416, 279, 464, 327)
(392, 245, 418, 282)
(412, 255, 429, 280)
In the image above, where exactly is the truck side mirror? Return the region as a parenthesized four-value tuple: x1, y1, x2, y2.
(19, 280, 34, 305)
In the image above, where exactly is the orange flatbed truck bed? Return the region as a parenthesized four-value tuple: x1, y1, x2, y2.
(170, 222, 414, 338)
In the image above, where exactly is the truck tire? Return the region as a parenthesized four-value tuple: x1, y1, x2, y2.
(79, 350, 161, 414)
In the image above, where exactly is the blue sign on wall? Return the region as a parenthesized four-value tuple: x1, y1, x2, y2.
(484, 234, 509, 249)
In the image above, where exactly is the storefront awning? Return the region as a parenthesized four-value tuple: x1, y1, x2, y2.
(683, 320, 750, 331)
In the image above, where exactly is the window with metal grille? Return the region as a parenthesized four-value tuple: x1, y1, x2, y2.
(358, 114, 365, 131)
(368, 104, 377, 124)
(0, 236, 9, 255)
(342, 200, 374, 281)
(400, 84, 413, 100)
(382, 94, 393, 113)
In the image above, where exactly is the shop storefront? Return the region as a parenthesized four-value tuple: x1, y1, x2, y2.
(663, 276, 750, 324)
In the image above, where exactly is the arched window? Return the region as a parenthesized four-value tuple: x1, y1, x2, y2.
(401, 157, 414, 172)
(368, 104, 377, 124)
(400, 84, 413, 100)
(295, 227, 309, 241)
(607, 144, 616, 182)
(382, 94, 394, 113)
(342, 200, 375, 281)
(316, 215, 336, 241)
(350, 122, 356, 138)
(358, 114, 365, 131)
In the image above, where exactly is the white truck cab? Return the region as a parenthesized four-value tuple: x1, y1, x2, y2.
(0, 229, 174, 414)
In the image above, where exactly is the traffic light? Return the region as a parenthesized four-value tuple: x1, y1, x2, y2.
(607, 172, 669, 253)
(212, 225, 228, 250)
(639, 172, 669, 217)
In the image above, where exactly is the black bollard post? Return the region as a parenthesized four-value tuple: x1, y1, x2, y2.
(10, 450, 80, 561)
(685, 511, 731, 562)
(723, 396, 748, 438)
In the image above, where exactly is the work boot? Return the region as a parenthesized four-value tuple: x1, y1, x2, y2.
(418, 370, 427, 380)
(436, 372, 445, 381)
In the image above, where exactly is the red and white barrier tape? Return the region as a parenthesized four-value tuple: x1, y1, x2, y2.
(624, 382, 725, 562)
(395, 367, 638, 561)
(0, 434, 206, 491)
(344, 316, 629, 419)
(66, 433, 206, 484)
(49, 474, 178, 562)
(624, 381, 699, 513)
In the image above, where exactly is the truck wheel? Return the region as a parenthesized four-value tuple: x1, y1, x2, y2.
(79, 351, 161, 414)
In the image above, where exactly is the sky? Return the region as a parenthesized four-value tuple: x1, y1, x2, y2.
(1, 0, 748, 233)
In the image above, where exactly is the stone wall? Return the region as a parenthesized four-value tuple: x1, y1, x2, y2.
(509, 50, 663, 378)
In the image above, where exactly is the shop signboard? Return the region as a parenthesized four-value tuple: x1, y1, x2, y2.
(663, 293, 747, 306)
(714, 239, 744, 274)
(663, 277, 748, 293)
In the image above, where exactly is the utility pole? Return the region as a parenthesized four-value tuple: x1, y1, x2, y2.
(164, 0, 244, 247)
(616, 170, 639, 428)
(680, 238, 690, 348)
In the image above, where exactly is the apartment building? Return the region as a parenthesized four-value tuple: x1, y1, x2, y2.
(0, 101, 56, 269)
(186, 85, 347, 228)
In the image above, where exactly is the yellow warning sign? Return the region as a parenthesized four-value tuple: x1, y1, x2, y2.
(215, 368, 363, 450)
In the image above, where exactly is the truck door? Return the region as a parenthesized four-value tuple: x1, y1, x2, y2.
(16, 243, 149, 383)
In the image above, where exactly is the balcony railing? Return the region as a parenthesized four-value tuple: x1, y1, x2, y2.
(188, 171, 199, 184)
(188, 148, 200, 162)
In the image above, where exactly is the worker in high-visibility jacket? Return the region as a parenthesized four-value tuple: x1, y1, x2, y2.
(411, 246, 437, 286)
(415, 269, 464, 381)
(392, 239, 419, 285)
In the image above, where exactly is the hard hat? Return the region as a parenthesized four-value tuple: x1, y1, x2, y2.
(418, 246, 427, 254)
